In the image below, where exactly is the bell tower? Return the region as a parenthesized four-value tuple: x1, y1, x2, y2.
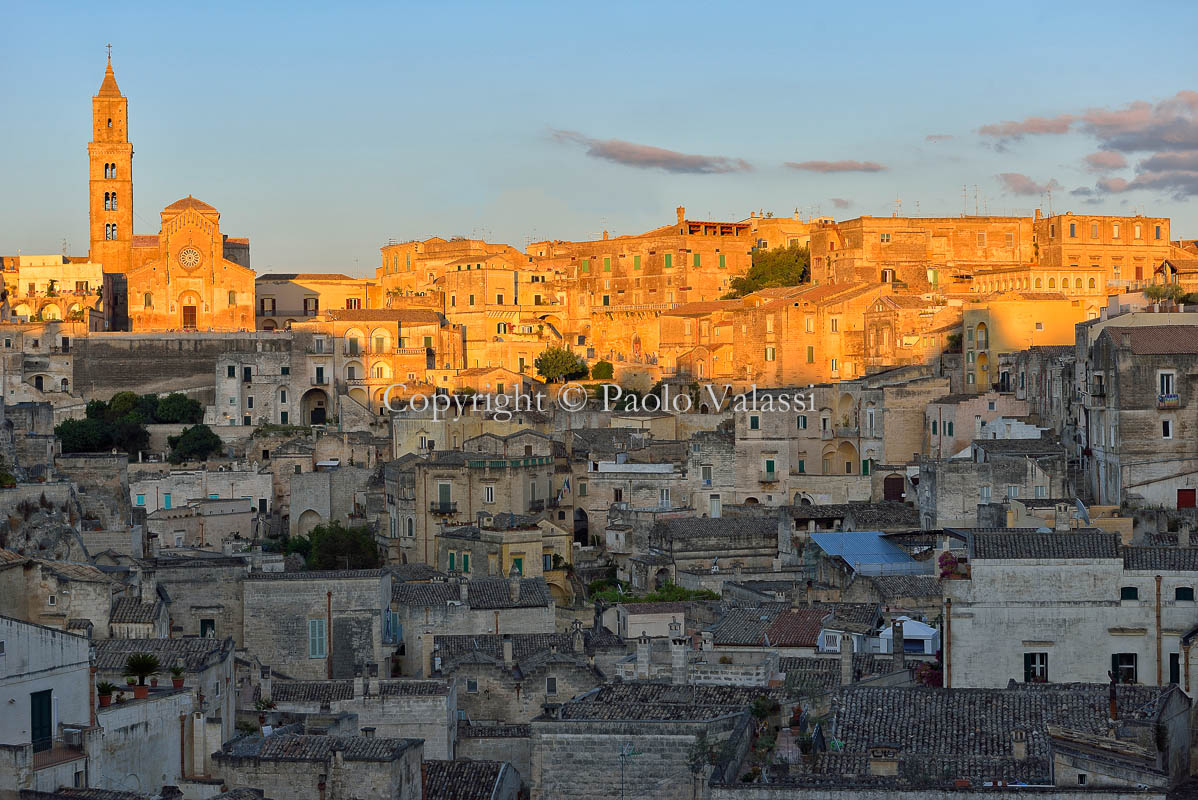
(88, 47, 133, 274)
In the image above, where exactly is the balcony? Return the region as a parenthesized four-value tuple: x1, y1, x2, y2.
(528, 499, 545, 512)
(835, 426, 858, 438)
(701, 479, 713, 488)
(820, 429, 834, 440)
(429, 501, 457, 514)
(760, 470, 779, 484)
(1159, 393, 1180, 409)
(312, 376, 329, 386)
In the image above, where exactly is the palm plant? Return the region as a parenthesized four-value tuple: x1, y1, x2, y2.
(124, 652, 160, 686)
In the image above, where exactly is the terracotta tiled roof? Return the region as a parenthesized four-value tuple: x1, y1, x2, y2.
(22, 789, 150, 800)
(94, 636, 229, 673)
(0, 548, 25, 565)
(459, 723, 530, 738)
(270, 680, 354, 703)
(764, 608, 826, 647)
(96, 62, 122, 98)
(422, 760, 509, 800)
(552, 682, 785, 722)
(710, 607, 826, 647)
(970, 530, 1120, 560)
(1123, 547, 1198, 572)
(780, 653, 896, 689)
(393, 577, 552, 609)
(131, 235, 159, 247)
(662, 300, 738, 317)
(109, 597, 164, 624)
(1114, 325, 1198, 355)
(247, 569, 385, 581)
(219, 733, 420, 763)
(619, 601, 691, 615)
(864, 574, 942, 599)
(163, 195, 217, 213)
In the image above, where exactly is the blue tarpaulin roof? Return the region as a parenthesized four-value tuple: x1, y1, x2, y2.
(810, 531, 926, 575)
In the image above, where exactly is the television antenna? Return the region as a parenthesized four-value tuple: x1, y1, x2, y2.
(619, 742, 642, 800)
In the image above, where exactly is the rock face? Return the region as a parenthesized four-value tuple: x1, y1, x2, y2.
(0, 498, 89, 562)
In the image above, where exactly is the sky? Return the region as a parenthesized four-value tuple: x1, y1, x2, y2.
(3, 0, 1197, 276)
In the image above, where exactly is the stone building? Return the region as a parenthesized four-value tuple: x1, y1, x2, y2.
(421, 759, 522, 800)
(917, 435, 1069, 529)
(435, 513, 574, 601)
(242, 569, 393, 681)
(1033, 211, 1174, 289)
(256, 676, 458, 760)
(1084, 325, 1198, 507)
(140, 551, 253, 644)
(93, 635, 237, 742)
(129, 463, 271, 517)
(145, 498, 254, 549)
(254, 273, 382, 331)
(212, 729, 423, 800)
(924, 390, 1030, 458)
(944, 529, 1198, 692)
(390, 575, 555, 678)
(529, 682, 781, 800)
(0, 557, 119, 636)
(962, 293, 1094, 392)
(431, 627, 605, 724)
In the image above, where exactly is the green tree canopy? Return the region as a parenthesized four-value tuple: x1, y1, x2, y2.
(154, 393, 204, 424)
(590, 360, 614, 380)
(167, 424, 224, 463)
(56, 417, 113, 453)
(295, 522, 381, 570)
(723, 243, 810, 299)
(535, 346, 588, 383)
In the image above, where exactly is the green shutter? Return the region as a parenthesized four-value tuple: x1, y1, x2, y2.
(1024, 653, 1034, 683)
(664, 254, 672, 269)
(633, 255, 641, 270)
(1111, 653, 1120, 682)
(806, 346, 814, 363)
(798, 460, 805, 474)
(604, 257, 611, 272)
(448, 552, 455, 571)
(719, 254, 726, 268)
(862, 460, 870, 476)
(693, 253, 701, 267)
(581, 258, 590, 273)
(462, 553, 470, 573)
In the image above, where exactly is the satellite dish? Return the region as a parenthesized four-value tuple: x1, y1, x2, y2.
(1035, 527, 1052, 534)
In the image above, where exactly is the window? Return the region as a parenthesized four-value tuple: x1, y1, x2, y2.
(612, 488, 622, 503)
(861, 460, 870, 476)
(136, 494, 145, 506)
(1090, 223, 1099, 239)
(830, 357, 839, 373)
(247, 396, 254, 409)
(1160, 372, 1176, 396)
(1005, 232, 1015, 248)
(604, 257, 611, 272)
(602, 295, 610, 306)
(1176, 587, 1195, 602)
(1156, 225, 1162, 240)
(1112, 223, 1120, 239)
(765, 347, 776, 362)
(468, 294, 475, 306)
(692, 253, 701, 267)
(1035, 322, 1044, 331)
(931, 420, 938, 435)
(461, 553, 470, 573)
(806, 346, 814, 363)
(1024, 652, 1048, 683)
(1078, 774, 1088, 787)
(580, 258, 590, 273)
(466, 679, 478, 693)
(797, 415, 807, 430)
(1120, 586, 1138, 601)
(483, 485, 495, 504)
(719, 254, 726, 268)
(47, 595, 56, 606)
(659, 487, 671, 507)
(1163, 419, 1173, 439)
(448, 552, 456, 572)
(797, 459, 805, 474)
(308, 619, 327, 658)
(1035, 485, 1046, 499)
(144, 292, 153, 309)
(496, 294, 504, 305)
(1112, 653, 1137, 684)
(979, 486, 991, 503)
(1069, 222, 1076, 238)
(163, 493, 172, 510)
(1007, 485, 1020, 499)
(512, 557, 523, 575)
(664, 253, 673, 269)
(764, 458, 775, 476)
(546, 676, 558, 695)
(805, 317, 814, 333)
(946, 421, 954, 436)
(633, 255, 641, 270)
(749, 415, 759, 430)
(880, 233, 891, 243)
(831, 318, 839, 333)
(578, 481, 587, 497)
(977, 232, 986, 247)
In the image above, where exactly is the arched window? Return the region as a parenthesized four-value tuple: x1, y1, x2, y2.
(497, 322, 507, 334)
(1075, 278, 1082, 289)
(107, 118, 112, 128)
(144, 293, 153, 309)
(1035, 278, 1042, 288)
(61, 378, 69, 392)
(111, 164, 117, 179)
(111, 193, 116, 211)
(228, 290, 237, 306)
(104, 192, 110, 211)
(1088, 278, 1096, 289)
(1048, 278, 1056, 288)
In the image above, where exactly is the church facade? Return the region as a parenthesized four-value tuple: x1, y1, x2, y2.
(87, 56, 255, 331)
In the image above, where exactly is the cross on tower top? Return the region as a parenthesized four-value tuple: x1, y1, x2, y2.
(106, 43, 112, 62)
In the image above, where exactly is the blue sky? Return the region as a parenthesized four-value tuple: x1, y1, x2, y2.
(4, 0, 1197, 275)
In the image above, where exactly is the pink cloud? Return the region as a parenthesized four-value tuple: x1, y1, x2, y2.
(978, 114, 1075, 140)
(1083, 151, 1127, 172)
(997, 173, 1062, 195)
(550, 129, 751, 174)
(784, 160, 887, 173)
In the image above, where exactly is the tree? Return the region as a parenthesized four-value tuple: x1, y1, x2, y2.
(111, 416, 150, 455)
(155, 393, 203, 423)
(1145, 283, 1185, 303)
(55, 417, 113, 453)
(168, 424, 223, 463)
(300, 522, 381, 570)
(105, 391, 142, 422)
(723, 243, 810, 299)
(591, 360, 614, 380)
(535, 346, 588, 383)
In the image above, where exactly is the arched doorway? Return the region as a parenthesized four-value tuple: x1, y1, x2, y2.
(40, 304, 61, 321)
(573, 508, 589, 546)
(33, 375, 43, 391)
(179, 291, 200, 329)
(653, 567, 670, 590)
(296, 509, 322, 536)
(302, 388, 330, 425)
(883, 474, 905, 502)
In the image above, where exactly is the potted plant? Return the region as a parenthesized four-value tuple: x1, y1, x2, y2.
(124, 652, 160, 699)
(170, 665, 185, 689)
(97, 681, 116, 708)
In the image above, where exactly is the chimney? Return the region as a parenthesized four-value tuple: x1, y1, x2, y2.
(502, 633, 514, 668)
(367, 663, 379, 695)
(1181, 524, 1191, 549)
(637, 632, 651, 679)
(459, 579, 469, 603)
(1011, 729, 1027, 760)
(362, 726, 376, 739)
(806, 580, 813, 608)
(676, 206, 686, 225)
(1054, 503, 1070, 532)
(892, 619, 906, 672)
(353, 665, 364, 698)
(840, 633, 853, 686)
(571, 620, 585, 654)
(868, 746, 899, 777)
(670, 620, 688, 685)
(700, 631, 714, 651)
(260, 666, 271, 701)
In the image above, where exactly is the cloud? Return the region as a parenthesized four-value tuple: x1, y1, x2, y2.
(997, 173, 1063, 196)
(978, 115, 1075, 141)
(550, 129, 751, 174)
(829, 197, 852, 209)
(1083, 151, 1127, 172)
(925, 134, 954, 143)
(982, 91, 1198, 198)
(784, 160, 887, 173)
